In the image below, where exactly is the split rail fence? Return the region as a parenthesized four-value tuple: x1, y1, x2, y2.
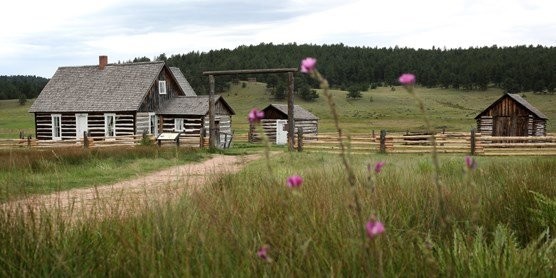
(2, 130, 556, 156)
(293, 130, 556, 156)
(0, 134, 207, 150)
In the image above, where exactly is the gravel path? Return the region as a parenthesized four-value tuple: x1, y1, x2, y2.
(2, 154, 261, 222)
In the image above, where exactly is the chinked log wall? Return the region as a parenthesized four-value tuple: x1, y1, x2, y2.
(248, 119, 318, 143)
(35, 112, 135, 140)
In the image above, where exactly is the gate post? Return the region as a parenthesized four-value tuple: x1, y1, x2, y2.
(208, 74, 216, 150)
(287, 71, 295, 151)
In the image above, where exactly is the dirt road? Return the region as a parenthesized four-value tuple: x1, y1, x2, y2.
(2, 154, 261, 222)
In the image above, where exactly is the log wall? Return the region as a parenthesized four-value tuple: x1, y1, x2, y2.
(34, 112, 135, 140)
(249, 119, 318, 143)
(476, 96, 547, 136)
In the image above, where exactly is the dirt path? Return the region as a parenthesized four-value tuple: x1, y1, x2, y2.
(2, 154, 261, 222)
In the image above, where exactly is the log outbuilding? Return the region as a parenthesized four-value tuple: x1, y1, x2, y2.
(250, 104, 318, 144)
(157, 95, 234, 147)
(475, 93, 548, 136)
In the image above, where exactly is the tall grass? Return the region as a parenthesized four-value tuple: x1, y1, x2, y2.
(1, 153, 554, 276)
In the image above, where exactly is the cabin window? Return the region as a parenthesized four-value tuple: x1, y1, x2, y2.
(51, 114, 62, 140)
(174, 118, 184, 132)
(104, 114, 116, 137)
(149, 112, 157, 135)
(159, 81, 167, 95)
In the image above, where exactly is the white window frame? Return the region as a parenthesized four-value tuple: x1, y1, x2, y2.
(158, 80, 167, 95)
(148, 112, 157, 135)
(51, 114, 62, 140)
(174, 118, 184, 132)
(104, 113, 116, 137)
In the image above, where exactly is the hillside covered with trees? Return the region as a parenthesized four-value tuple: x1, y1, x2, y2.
(161, 44, 555, 97)
(0, 75, 49, 100)
(1, 44, 554, 100)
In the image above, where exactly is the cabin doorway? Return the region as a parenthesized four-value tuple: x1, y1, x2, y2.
(76, 113, 88, 139)
(276, 119, 288, 145)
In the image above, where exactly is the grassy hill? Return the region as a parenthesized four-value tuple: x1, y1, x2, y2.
(0, 99, 35, 138)
(224, 82, 556, 134)
(1, 85, 554, 138)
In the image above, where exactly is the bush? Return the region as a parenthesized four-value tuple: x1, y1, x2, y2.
(18, 94, 27, 106)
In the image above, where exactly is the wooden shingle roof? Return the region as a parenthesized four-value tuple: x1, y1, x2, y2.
(170, 67, 196, 96)
(475, 93, 548, 119)
(157, 96, 235, 116)
(29, 62, 165, 113)
(263, 104, 319, 120)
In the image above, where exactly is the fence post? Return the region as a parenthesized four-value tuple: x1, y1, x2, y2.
(371, 129, 375, 142)
(297, 127, 303, 152)
(176, 134, 180, 147)
(27, 135, 31, 147)
(248, 123, 254, 143)
(380, 130, 386, 153)
(470, 128, 476, 155)
(142, 129, 147, 145)
(83, 131, 89, 148)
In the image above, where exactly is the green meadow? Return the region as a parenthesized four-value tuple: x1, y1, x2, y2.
(1, 151, 555, 276)
(0, 85, 555, 276)
(0, 99, 35, 138)
(224, 83, 556, 134)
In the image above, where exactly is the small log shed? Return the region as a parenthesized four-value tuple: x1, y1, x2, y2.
(249, 104, 319, 143)
(475, 93, 548, 136)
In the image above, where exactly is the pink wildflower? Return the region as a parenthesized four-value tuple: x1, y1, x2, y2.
(286, 175, 303, 188)
(248, 108, 264, 124)
(398, 73, 416, 85)
(465, 156, 477, 170)
(374, 161, 386, 174)
(365, 219, 385, 239)
(300, 57, 317, 73)
(257, 245, 270, 261)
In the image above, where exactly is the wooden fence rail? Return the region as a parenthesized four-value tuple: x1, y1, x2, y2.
(0, 134, 166, 149)
(294, 130, 556, 156)
(2, 130, 556, 156)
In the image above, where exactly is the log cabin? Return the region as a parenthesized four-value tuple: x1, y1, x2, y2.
(249, 104, 319, 143)
(29, 56, 234, 145)
(475, 93, 548, 136)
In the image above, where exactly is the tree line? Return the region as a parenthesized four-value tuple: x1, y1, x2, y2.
(1, 44, 554, 100)
(0, 75, 49, 100)
(160, 43, 555, 98)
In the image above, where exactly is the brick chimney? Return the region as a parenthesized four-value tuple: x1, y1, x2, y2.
(99, 55, 108, 70)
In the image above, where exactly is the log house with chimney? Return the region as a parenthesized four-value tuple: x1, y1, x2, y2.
(29, 56, 234, 146)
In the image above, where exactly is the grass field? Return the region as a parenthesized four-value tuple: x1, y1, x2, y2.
(1, 85, 555, 276)
(1, 151, 555, 276)
(224, 83, 556, 134)
(0, 99, 35, 138)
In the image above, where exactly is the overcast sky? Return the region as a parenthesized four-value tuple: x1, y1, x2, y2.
(1, 0, 554, 77)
